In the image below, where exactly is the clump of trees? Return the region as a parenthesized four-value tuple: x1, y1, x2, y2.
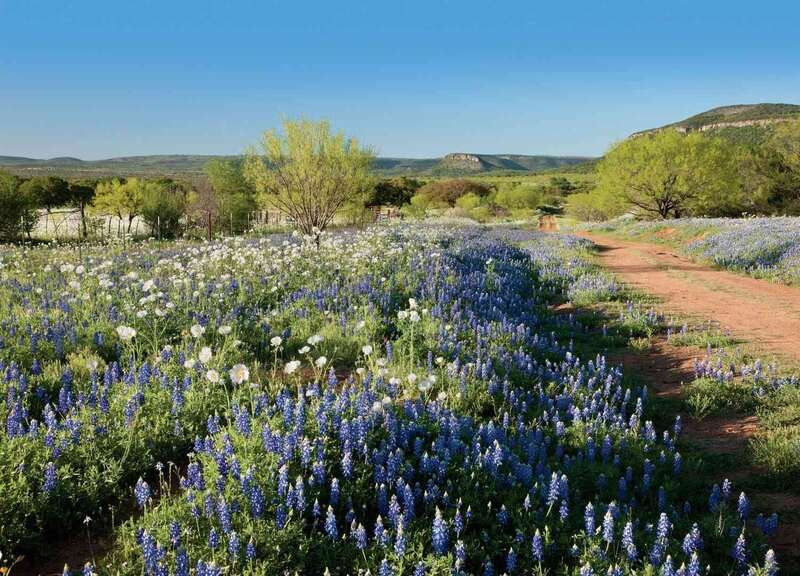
(568, 121, 800, 221)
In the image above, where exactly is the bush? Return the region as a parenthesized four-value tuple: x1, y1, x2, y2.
(367, 177, 421, 207)
(494, 182, 543, 210)
(0, 170, 37, 240)
(140, 181, 188, 238)
(416, 179, 491, 206)
(455, 192, 482, 210)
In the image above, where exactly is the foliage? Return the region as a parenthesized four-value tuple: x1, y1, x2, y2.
(93, 178, 145, 233)
(244, 119, 375, 236)
(0, 169, 37, 240)
(18, 176, 71, 212)
(202, 159, 258, 234)
(367, 177, 422, 207)
(414, 179, 491, 207)
(139, 179, 189, 238)
(595, 130, 744, 219)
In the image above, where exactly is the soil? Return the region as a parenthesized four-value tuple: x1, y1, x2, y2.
(582, 233, 800, 569)
(580, 233, 800, 364)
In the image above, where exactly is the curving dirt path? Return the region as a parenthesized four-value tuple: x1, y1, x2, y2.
(580, 232, 800, 363)
(579, 232, 800, 567)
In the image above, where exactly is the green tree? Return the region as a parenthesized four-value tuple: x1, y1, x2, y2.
(93, 178, 145, 234)
(748, 119, 800, 214)
(68, 180, 96, 238)
(18, 176, 70, 212)
(415, 179, 491, 206)
(202, 159, 257, 234)
(595, 130, 743, 219)
(494, 182, 543, 210)
(140, 179, 188, 238)
(367, 177, 422, 207)
(244, 119, 375, 237)
(0, 170, 37, 240)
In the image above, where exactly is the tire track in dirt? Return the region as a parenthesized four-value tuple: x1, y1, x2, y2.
(580, 232, 800, 364)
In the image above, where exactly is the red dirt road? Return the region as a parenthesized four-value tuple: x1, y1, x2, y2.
(580, 233, 800, 363)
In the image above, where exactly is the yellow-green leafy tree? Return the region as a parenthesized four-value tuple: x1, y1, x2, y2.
(595, 130, 743, 219)
(93, 178, 145, 233)
(244, 119, 374, 237)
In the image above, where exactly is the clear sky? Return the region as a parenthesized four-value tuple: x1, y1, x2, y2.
(1, 0, 799, 159)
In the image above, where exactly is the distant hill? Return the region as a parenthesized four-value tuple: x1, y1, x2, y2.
(634, 103, 800, 146)
(0, 153, 594, 179)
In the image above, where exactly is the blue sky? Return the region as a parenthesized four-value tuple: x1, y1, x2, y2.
(1, 0, 799, 159)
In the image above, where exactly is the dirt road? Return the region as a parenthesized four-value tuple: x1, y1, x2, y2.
(580, 232, 800, 363)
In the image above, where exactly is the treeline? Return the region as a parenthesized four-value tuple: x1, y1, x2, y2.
(567, 118, 800, 221)
(0, 159, 263, 241)
(365, 176, 586, 221)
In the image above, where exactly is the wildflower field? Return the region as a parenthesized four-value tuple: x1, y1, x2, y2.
(583, 217, 800, 285)
(0, 226, 779, 575)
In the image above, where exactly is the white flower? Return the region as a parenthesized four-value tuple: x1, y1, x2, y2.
(136, 310, 148, 318)
(307, 334, 324, 346)
(198, 346, 213, 363)
(298, 345, 311, 355)
(86, 359, 99, 371)
(417, 377, 433, 393)
(371, 401, 383, 413)
(389, 377, 401, 385)
(205, 369, 220, 383)
(116, 325, 137, 341)
(142, 279, 155, 292)
(437, 391, 448, 402)
(284, 360, 301, 374)
(218, 325, 232, 335)
(229, 364, 250, 385)
(315, 356, 328, 368)
(356, 320, 366, 330)
(362, 344, 373, 356)
(270, 336, 283, 348)
(356, 367, 366, 376)
(409, 311, 420, 323)
(397, 310, 408, 321)
(408, 298, 418, 309)
(406, 373, 417, 384)
(190, 324, 205, 338)
(183, 359, 197, 369)
(435, 356, 445, 366)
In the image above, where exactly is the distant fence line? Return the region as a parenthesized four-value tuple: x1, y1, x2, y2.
(25, 207, 403, 239)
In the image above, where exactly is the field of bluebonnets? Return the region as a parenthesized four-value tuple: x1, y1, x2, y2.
(0, 225, 779, 575)
(584, 217, 800, 285)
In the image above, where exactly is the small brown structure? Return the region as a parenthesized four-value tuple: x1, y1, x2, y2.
(538, 214, 558, 231)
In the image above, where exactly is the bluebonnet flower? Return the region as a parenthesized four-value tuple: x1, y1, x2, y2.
(325, 506, 338, 540)
(580, 563, 594, 576)
(737, 492, 750, 520)
(432, 507, 449, 555)
(764, 549, 778, 576)
(379, 559, 393, 576)
(42, 461, 57, 493)
(506, 547, 517, 573)
(531, 529, 544, 561)
(602, 509, 615, 544)
(731, 531, 747, 567)
(246, 538, 256, 561)
(682, 523, 703, 556)
(394, 518, 406, 556)
(228, 531, 241, 558)
(134, 478, 150, 508)
(208, 528, 219, 549)
(585, 502, 595, 535)
(622, 521, 637, 560)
